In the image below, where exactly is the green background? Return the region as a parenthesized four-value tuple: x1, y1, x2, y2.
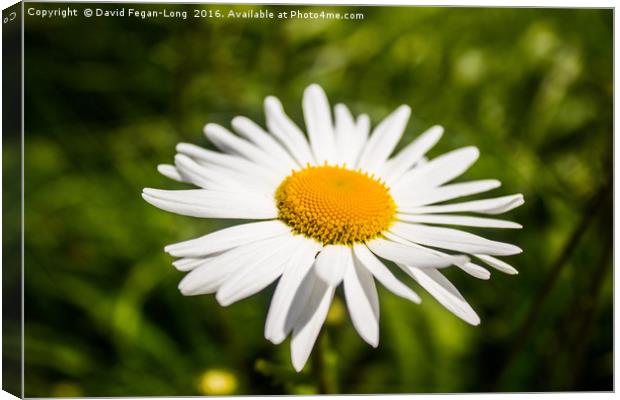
(12, 4, 613, 396)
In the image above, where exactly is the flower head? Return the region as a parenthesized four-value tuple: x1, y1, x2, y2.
(142, 84, 523, 371)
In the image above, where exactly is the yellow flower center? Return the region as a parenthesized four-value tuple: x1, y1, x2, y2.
(275, 165, 397, 245)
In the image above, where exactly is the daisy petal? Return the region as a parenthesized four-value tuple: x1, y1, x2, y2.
(397, 214, 522, 229)
(366, 237, 469, 269)
(333, 103, 357, 166)
(314, 245, 349, 287)
(173, 154, 230, 190)
(459, 262, 491, 280)
(177, 142, 247, 168)
(264, 96, 315, 166)
(357, 105, 411, 173)
(290, 270, 335, 372)
(394, 179, 501, 208)
(157, 164, 184, 182)
(403, 194, 525, 215)
(175, 154, 275, 194)
(176, 142, 222, 161)
(382, 125, 443, 184)
(345, 113, 371, 169)
(400, 266, 481, 325)
(203, 123, 282, 170)
(164, 220, 290, 257)
(216, 236, 300, 306)
(390, 221, 522, 256)
(231, 116, 299, 171)
(397, 146, 479, 190)
(283, 266, 317, 336)
(303, 84, 336, 164)
(142, 188, 277, 220)
(265, 238, 323, 344)
(176, 142, 284, 184)
(353, 244, 421, 303)
(384, 232, 489, 279)
(344, 253, 380, 347)
(178, 237, 285, 295)
(356, 114, 370, 141)
(475, 254, 519, 275)
(172, 257, 209, 272)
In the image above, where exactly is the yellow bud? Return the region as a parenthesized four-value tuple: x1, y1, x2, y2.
(198, 369, 238, 395)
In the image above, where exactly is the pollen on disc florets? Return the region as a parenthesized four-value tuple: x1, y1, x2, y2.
(275, 165, 397, 246)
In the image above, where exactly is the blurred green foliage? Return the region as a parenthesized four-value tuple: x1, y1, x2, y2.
(14, 4, 612, 396)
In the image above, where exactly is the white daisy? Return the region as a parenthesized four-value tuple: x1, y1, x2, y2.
(142, 84, 523, 372)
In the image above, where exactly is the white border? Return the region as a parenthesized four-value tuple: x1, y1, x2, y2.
(0, 1, 616, 399)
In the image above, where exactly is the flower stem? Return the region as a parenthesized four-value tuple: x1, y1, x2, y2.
(312, 330, 337, 394)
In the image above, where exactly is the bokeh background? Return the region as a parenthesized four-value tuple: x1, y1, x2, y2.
(9, 4, 613, 396)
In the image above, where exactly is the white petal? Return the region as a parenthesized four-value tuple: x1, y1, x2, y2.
(175, 153, 269, 193)
(264, 96, 315, 166)
(157, 164, 184, 182)
(334, 104, 360, 168)
(314, 245, 349, 287)
(203, 123, 283, 171)
(344, 253, 380, 347)
(390, 221, 522, 256)
(284, 265, 318, 336)
(164, 220, 290, 257)
(475, 254, 519, 275)
(290, 272, 335, 372)
(172, 257, 209, 272)
(178, 237, 286, 295)
(231, 116, 299, 171)
(177, 142, 255, 169)
(357, 105, 411, 173)
(173, 154, 230, 190)
(416, 156, 429, 167)
(216, 236, 300, 306)
(356, 114, 370, 140)
(265, 238, 323, 344)
(199, 162, 277, 194)
(382, 125, 443, 184)
(397, 214, 522, 229)
(174, 154, 275, 194)
(400, 266, 480, 325)
(459, 262, 491, 280)
(142, 188, 277, 220)
(176, 143, 284, 185)
(343, 112, 371, 169)
(397, 146, 479, 189)
(366, 237, 469, 269)
(353, 244, 421, 303)
(177, 142, 281, 182)
(384, 232, 489, 279)
(303, 84, 336, 164)
(176, 142, 223, 162)
(393, 179, 501, 208)
(403, 194, 525, 215)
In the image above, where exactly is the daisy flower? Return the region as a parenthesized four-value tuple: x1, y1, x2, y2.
(142, 84, 523, 371)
